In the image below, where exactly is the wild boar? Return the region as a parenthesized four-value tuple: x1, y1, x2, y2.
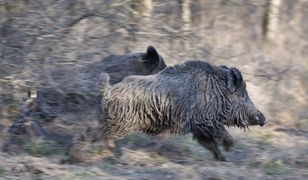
(4, 46, 166, 152)
(78, 60, 265, 161)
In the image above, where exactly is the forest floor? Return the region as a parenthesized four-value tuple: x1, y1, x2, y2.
(0, 125, 307, 180)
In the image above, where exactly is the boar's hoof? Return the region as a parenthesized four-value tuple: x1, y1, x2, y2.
(62, 142, 89, 163)
(214, 153, 227, 161)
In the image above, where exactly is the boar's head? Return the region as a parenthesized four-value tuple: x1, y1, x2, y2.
(224, 67, 266, 128)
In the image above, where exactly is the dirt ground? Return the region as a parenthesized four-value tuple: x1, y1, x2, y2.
(0, 125, 307, 180)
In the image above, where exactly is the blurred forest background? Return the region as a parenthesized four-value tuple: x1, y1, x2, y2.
(0, 0, 307, 179)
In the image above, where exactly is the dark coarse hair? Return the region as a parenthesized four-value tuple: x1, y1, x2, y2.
(100, 61, 233, 141)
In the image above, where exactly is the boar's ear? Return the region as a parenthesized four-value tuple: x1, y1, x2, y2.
(226, 67, 243, 93)
(220, 65, 229, 70)
(144, 46, 160, 64)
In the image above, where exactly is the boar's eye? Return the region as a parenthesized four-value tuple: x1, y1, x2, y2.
(226, 67, 243, 94)
(240, 90, 248, 100)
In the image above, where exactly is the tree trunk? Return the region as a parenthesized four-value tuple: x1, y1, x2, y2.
(264, 0, 282, 43)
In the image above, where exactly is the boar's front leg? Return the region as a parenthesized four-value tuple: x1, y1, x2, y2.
(192, 126, 233, 161)
(193, 134, 226, 161)
(222, 128, 234, 151)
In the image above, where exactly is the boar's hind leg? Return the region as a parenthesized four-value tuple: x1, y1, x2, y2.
(192, 129, 226, 161)
(77, 123, 128, 149)
(65, 125, 121, 163)
(77, 125, 116, 145)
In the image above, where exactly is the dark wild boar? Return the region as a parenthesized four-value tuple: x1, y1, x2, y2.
(4, 46, 166, 152)
(79, 60, 265, 161)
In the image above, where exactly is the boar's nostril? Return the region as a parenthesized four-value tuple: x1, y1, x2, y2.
(252, 112, 265, 127)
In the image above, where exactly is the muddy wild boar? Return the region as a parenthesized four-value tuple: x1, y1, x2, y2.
(4, 46, 166, 151)
(77, 60, 265, 161)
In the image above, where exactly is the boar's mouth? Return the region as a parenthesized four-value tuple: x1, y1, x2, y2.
(224, 111, 266, 129)
(225, 118, 249, 130)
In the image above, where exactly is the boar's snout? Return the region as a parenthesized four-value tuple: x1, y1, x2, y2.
(252, 111, 266, 126)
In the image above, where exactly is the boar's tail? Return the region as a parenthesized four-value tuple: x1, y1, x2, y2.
(98, 73, 110, 92)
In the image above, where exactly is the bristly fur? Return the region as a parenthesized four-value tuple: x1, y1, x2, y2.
(99, 61, 244, 141)
(69, 60, 265, 162)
